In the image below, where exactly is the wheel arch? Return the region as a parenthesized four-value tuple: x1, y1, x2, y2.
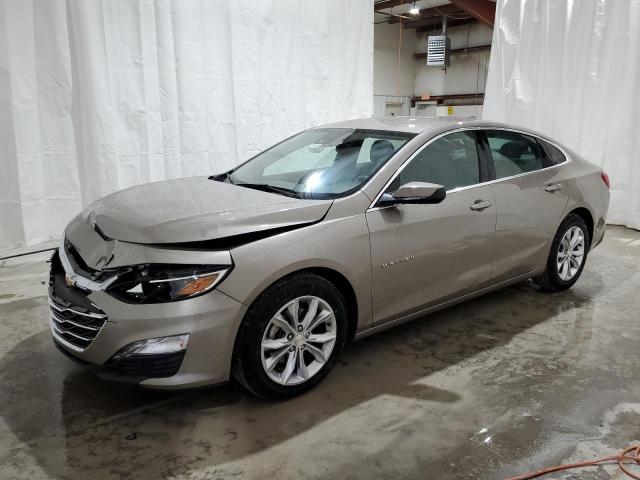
(301, 267, 359, 342)
(255, 267, 358, 342)
(229, 266, 360, 391)
(567, 206, 594, 248)
(231, 266, 360, 354)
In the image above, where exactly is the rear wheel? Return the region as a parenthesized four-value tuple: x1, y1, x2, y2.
(534, 213, 589, 292)
(232, 273, 347, 400)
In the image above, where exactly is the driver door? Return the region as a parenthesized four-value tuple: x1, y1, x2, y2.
(366, 131, 496, 325)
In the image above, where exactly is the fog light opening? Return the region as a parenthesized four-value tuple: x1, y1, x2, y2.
(113, 334, 189, 360)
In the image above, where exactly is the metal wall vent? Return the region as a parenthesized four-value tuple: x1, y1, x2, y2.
(427, 35, 451, 67)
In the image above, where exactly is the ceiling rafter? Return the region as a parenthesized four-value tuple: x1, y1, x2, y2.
(413, 44, 490, 58)
(447, 0, 495, 27)
(373, 0, 413, 11)
(415, 17, 478, 32)
(387, 4, 464, 24)
(410, 16, 478, 31)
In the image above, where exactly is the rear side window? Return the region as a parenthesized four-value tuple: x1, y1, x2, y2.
(539, 140, 567, 165)
(389, 131, 480, 191)
(485, 130, 547, 179)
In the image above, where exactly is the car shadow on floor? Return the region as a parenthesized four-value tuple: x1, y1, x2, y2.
(0, 279, 601, 479)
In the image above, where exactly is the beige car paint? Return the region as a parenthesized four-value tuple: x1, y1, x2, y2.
(367, 184, 497, 325)
(490, 165, 570, 283)
(82, 175, 333, 244)
(50, 117, 610, 389)
(217, 191, 374, 334)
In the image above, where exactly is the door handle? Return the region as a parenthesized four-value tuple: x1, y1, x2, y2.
(470, 200, 493, 211)
(545, 183, 563, 192)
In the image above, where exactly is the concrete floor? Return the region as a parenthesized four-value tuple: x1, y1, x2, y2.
(1, 226, 640, 479)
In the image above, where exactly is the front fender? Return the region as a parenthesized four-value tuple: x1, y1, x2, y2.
(216, 214, 373, 334)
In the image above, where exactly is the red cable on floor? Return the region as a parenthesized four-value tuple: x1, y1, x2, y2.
(505, 444, 640, 480)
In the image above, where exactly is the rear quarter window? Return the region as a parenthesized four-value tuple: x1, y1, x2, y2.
(540, 140, 567, 165)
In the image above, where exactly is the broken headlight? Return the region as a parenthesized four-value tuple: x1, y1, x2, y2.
(106, 264, 231, 303)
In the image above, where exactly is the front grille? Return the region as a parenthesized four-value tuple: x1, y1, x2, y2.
(49, 299, 107, 349)
(49, 251, 108, 350)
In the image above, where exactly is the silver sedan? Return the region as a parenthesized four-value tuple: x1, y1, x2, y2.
(49, 117, 609, 399)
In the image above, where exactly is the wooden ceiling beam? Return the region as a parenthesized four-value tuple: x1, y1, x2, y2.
(448, 0, 495, 27)
(411, 93, 485, 105)
(373, 0, 413, 11)
(388, 4, 463, 23)
(413, 17, 478, 32)
(413, 44, 491, 58)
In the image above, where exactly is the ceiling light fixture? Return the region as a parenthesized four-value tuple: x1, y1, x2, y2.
(409, 2, 420, 14)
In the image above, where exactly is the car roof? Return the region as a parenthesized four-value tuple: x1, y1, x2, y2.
(315, 116, 518, 135)
(310, 117, 577, 157)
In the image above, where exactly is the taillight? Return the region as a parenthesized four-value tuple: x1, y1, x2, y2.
(601, 172, 610, 189)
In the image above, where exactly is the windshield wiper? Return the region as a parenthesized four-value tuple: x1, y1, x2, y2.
(234, 183, 304, 199)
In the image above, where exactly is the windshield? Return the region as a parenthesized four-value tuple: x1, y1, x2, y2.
(227, 128, 416, 199)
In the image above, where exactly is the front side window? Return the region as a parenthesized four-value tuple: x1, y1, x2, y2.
(485, 130, 548, 178)
(228, 128, 415, 199)
(388, 131, 480, 192)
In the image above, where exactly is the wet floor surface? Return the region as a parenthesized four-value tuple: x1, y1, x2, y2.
(1, 226, 640, 479)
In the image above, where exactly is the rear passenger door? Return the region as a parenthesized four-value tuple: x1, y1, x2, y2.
(481, 130, 569, 283)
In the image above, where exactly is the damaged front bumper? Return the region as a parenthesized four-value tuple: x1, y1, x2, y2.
(48, 228, 247, 389)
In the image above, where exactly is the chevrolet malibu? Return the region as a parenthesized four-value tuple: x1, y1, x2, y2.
(49, 117, 610, 399)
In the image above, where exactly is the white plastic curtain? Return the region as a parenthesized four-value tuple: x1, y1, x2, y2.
(0, 0, 373, 250)
(484, 0, 640, 229)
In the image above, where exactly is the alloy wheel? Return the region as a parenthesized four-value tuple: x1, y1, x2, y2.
(557, 226, 585, 281)
(260, 296, 337, 386)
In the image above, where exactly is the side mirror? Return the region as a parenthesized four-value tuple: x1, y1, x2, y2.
(378, 181, 446, 207)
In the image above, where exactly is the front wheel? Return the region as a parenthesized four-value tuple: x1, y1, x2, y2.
(533, 213, 590, 292)
(232, 273, 347, 400)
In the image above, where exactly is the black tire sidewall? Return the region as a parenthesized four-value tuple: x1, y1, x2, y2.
(546, 214, 590, 290)
(235, 273, 348, 400)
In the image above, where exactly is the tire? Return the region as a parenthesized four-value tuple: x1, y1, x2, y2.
(533, 213, 590, 292)
(232, 273, 348, 400)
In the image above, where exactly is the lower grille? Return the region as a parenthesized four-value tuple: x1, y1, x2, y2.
(106, 352, 186, 378)
(50, 300, 108, 349)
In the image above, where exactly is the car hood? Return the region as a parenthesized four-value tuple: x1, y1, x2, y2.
(76, 176, 332, 244)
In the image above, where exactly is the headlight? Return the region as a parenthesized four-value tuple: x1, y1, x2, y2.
(106, 264, 231, 303)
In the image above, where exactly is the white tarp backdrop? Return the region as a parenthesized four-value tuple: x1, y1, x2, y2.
(0, 0, 373, 250)
(484, 0, 640, 229)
